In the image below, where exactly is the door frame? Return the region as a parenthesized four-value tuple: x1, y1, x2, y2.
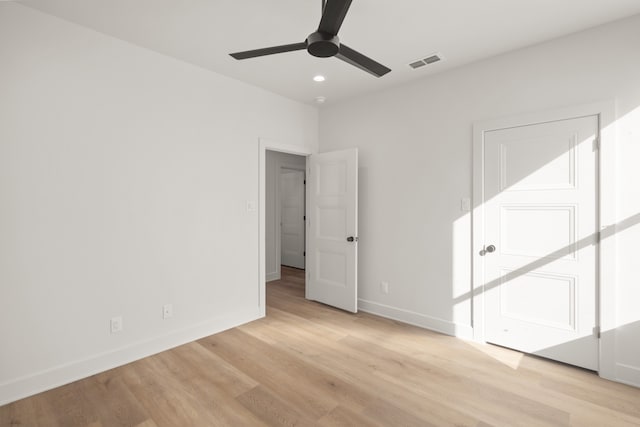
(472, 101, 617, 379)
(259, 138, 312, 317)
(278, 166, 306, 270)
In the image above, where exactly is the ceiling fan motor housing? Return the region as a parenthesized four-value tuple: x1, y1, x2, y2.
(306, 32, 340, 57)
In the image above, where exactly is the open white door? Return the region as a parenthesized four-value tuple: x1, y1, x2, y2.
(306, 148, 358, 313)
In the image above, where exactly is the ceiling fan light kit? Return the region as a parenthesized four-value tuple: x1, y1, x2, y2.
(230, 0, 391, 78)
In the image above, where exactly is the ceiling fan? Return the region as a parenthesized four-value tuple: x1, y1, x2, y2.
(229, 0, 391, 78)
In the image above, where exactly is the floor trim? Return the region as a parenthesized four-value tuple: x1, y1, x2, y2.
(616, 363, 640, 388)
(358, 299, 474, 340)
(0, 309, 261, 406)
(266, 272, 281, 282)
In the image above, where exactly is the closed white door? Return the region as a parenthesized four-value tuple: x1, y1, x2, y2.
(482, 115, 599, 370)
(307, 148, 358, 313)
(280, 169, 305, 269)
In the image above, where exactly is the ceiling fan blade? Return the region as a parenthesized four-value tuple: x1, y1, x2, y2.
(336, 44, 391, 77)
(318, 0, 353, 36)
(230, 42, 307, 60)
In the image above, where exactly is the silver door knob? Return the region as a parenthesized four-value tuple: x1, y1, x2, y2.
(346, 236, 358, 242)
(479, 244, 496, 256)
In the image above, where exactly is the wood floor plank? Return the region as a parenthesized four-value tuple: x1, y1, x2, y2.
(119, 358, 214, 427)
(153, 347, 268, 426)
(337, 335, 571, 426)
(0, 393, 60, 427)
(122, 351, 267, 427)
(199, 328, 340, 419)
(236, 385, 314, 427)
(242, 308, 483, 426)
(78, 370, 149, 427)
(169, 341, 258, 398)
(41, 379, 104, 427)
(1, 265, 639, 426)
(361, 398, 441, 427)
(317, 405, 381, 427)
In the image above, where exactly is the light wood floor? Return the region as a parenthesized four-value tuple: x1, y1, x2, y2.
(2, 267, 639, 426)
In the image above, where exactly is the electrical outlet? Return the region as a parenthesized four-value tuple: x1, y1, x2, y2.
(380, 281, 389, 294)
(110, 316, 123, 334)
(163, 304, 173, 319)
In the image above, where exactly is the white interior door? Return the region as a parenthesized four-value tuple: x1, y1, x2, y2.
(280, 168, 305, 269)
(482, 115, 599, 370)
(307, 148, 358, 313)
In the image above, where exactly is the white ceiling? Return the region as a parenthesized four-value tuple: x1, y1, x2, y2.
(20, 0, 640, 106)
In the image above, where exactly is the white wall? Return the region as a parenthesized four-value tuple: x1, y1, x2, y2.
(0, 3, 317, 404)
(265, 151, 306, 281)
(320, 14, 640, 386)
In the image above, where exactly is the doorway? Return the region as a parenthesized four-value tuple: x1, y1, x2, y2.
(259, 140, 360, 316)
(265, 150, 307, 283)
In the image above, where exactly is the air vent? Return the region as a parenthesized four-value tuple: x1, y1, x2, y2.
(409, 60, 426, 69)
(408, 53, 444, 70)
(424, 55, 441, 64)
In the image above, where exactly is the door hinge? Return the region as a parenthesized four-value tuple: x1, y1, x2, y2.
(593, 136, 600, 151)
(303, 251, 306, 256)
(593, 326, 601, 339)
(304, 180, 306, 185)
(596, 231, 601, 244)
(303, 215, 306, 220)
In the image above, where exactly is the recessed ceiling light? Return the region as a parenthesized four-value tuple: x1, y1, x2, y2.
(315, 96, 326, 104)
(313, 75, 326, 82)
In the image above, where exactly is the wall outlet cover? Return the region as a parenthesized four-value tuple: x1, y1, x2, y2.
(110, 316, 123, 333)
(163, 304, 173, 319)
(380, 281, 389, 294)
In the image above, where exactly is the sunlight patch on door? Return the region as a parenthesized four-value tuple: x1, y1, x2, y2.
(499, 269, 577, 331)
(500, 204, 577, 260)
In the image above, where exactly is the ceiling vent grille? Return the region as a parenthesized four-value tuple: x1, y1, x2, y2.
(408, 53, 444, 70)
(409, 60, 426, 69)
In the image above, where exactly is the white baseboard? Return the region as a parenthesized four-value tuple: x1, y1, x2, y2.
(0, 309, 261, 406)
(357, 299, 474, 340)
(616, 363, 640, 388)
(266, 272, 281, 282)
